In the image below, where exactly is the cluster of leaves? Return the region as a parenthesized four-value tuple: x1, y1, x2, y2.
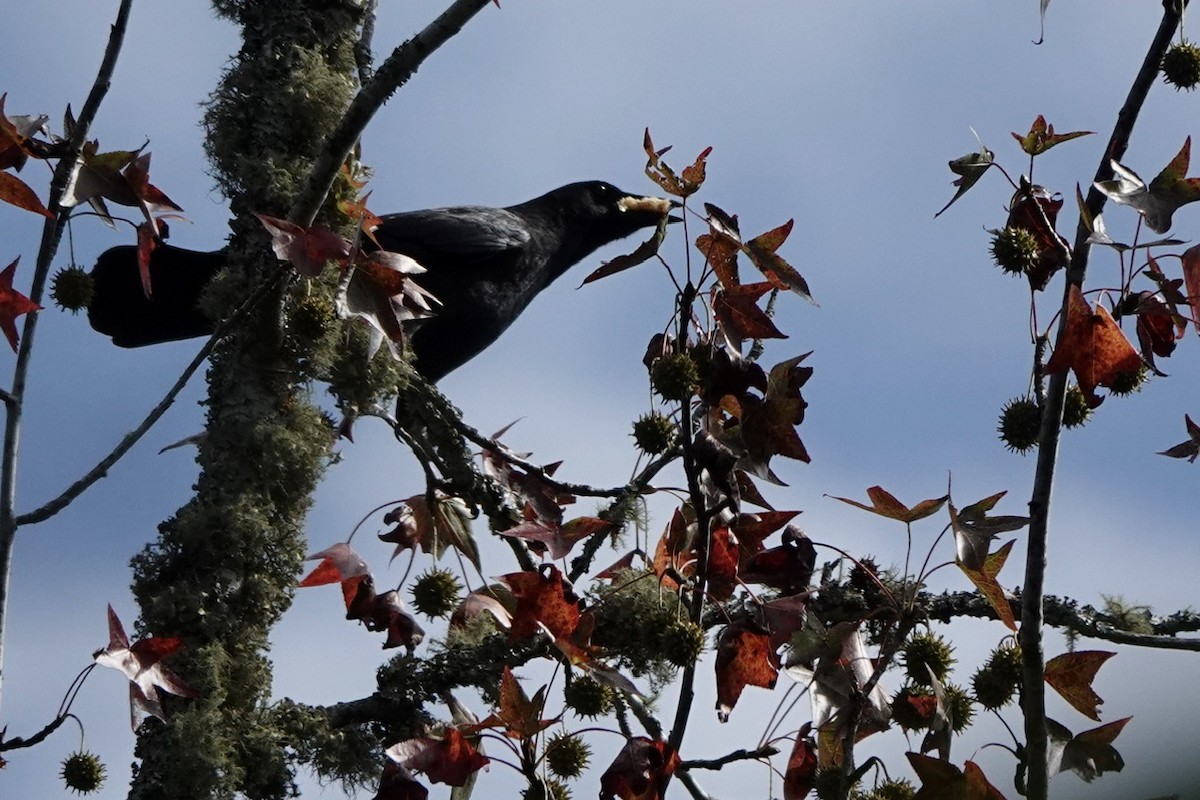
(940, 115, 1200, 454)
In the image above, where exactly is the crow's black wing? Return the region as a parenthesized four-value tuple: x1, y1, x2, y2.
(372, 206, 532, 273)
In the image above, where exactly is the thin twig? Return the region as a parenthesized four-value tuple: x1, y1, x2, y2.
(0, 0, 135, 716)
(288, 0, 495, 228)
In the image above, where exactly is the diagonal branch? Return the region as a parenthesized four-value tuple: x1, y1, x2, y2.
(1020, 5, 1187, 797)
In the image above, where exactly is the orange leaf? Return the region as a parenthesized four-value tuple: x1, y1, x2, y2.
(958, 540, 1017, 631)
(907, 753, 1008, 800)
(0, 169, 53, 218)
(1044, 285, 1143, 407)
(830, 486, 948, 524)
(714, 620, 778, 722)
(782, 730, 817, 800)
(502, 565, 581, 644)
(599, 737, 679, 800)
(1044, 650, 1116, 721)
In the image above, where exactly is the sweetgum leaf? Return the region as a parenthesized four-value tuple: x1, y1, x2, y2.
(1044, 650, 1116, 721)
(1158, 413, 1200, 462)
(830, 485, 947, 523)
(957, 540, 1017, 631)
(714, 619, 778, 722)
(0, 257, 41, 352)
(1044, 286, 1144, 407)
(935, 139, 994, 218)
(1011, 115, 1092, 156)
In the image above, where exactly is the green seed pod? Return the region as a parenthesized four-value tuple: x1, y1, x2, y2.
(545, 732, 591, 779)
(60, 750, 107, 795)
(410, 568, 462, 619)
(989, 226, 1040, 276)
(650, 353, 699, 401)
(998, 396, 1041, 453)
(1162, 41, 1200, 91)
(631, 412, 677, 455)
(50, 267, 95, 313)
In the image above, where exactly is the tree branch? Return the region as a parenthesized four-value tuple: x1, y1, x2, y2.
(1020, 5, 1186, 797)
(288, 0, 494, 228)
(0, 0, 135, 716)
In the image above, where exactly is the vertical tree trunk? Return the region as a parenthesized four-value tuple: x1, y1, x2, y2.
(128, 3, 363, 797)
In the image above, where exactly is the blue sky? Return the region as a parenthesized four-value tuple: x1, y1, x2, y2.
(1, 1, 1198, 798)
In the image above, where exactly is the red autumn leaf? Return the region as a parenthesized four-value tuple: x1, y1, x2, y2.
(339, 249, 439, 360)
(642, 128, 710, 198)
(499, 515, 609, 561)
(907, 753, 1007, 800)
(740, 524, 815, 596)
(705, 526, 741, 600)
(1158, 413, 1200, 462)
(782, 727, 817, 800)
(1006, 185, 1069, 290)
(738, 353, 813, 480)
(1047, 716, 1131, 781)
(730, 510, 800, 559)
(1182, 243, 1200, 336)
(477, 666, 555, 740)
(712, 281, 787, 350)
(1044, 650, 1116, 721)
(599, 737, 679, 800)
(1045, 286, 1144, 407)
(830, 486, 948, 524)
(1129, 291, 1178, 370)
(299, 542, 369, 587)
(501, 565, 581, 644)
(0, 257, 41, 352)
(363, 589, 425, 653)
(743, 219, 813, 303)
(0, 169, 53, 218)
(651, 505, 696, 590)
(384, 728, 489, 786)
(255, 212, 351, 278)
(696, 206, 742, 289)
(957, 539, 1017, 631)
(714, 619, 779, 722)
(93, 605, 198, 729)
(1011, 115, 1092, 156)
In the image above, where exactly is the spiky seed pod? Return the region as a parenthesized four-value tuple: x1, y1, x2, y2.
(1108, 365, 1148, 396)
(861, 779, 918, 800)
(902, 632, 956, 686)
(972, 644, 1023, 710)
(523, 778, 572, 800)
(650, 353, 699, 401)
(631, 412, 677, 455)
(989, 226, 1040, 276)
(410, 568, 462, 619)
(50, 266, 95, 313)
(848, 556, 881, 594)
(814, 767, 856, 800)
(562, 676, 613, 719)
(289, 294, 336, 342)
(890, 685, 935, 731)
(545, 733, 591, 779)
(944, 683, 975, 732)
(998, 396, 1041, 453)
(1162, 41, 1200, 90)
(660, 618, 706, 667)
(60, 751, 107, 795)
(1061, 384, 1091, 429)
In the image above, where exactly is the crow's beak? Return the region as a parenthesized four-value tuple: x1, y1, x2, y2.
(667, 199, 684, 224)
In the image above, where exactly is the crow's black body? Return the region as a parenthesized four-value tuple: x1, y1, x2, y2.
(88, 181, 671, 380)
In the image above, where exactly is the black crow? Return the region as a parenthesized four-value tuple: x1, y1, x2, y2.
(87, 181, 673, 380)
